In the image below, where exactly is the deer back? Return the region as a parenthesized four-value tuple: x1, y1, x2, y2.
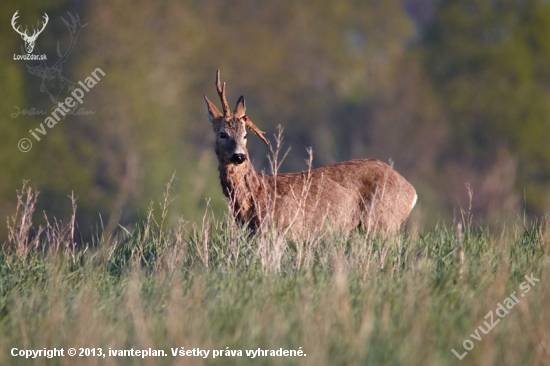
(263, 159, 416, 234)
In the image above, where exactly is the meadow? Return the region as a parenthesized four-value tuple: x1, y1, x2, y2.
(0, 183, 548, 366)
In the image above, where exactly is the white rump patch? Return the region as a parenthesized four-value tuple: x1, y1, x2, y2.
(410, 194, 418, 212)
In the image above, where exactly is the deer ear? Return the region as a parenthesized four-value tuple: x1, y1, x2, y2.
(234, 96, 246, 118)
(204, 96, 222, 123)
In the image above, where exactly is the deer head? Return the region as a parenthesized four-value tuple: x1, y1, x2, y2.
(204, 70, 269, 165)
(12, 11, 48, 54)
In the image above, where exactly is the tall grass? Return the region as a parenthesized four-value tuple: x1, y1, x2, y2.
(0, 184, 549, 365)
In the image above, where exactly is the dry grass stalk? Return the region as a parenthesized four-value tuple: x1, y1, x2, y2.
(156, 173, 176, 252)
(66, 191, 78, 262)
(6, 181, 39, 258)
(456, 222, 464, 279)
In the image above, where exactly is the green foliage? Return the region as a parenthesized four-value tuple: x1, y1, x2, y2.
(423, 0, 550, 214)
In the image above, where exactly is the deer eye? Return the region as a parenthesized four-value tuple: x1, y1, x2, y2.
(219, 132, 228, 139)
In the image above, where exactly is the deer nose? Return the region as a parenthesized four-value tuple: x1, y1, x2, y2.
(230, 153, 246, 165)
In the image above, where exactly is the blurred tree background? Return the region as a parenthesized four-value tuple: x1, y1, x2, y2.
(1, 0, 549, 241)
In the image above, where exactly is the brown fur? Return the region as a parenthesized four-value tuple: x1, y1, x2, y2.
(204, 70, 417, 236)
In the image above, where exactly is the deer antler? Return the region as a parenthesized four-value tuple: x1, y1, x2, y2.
(11, 11, 48, 40)
(11, 11, 26, 37)
(216, 70, 231, 118)
(29, 13, 48, 39)
(243, 116, 269, 146)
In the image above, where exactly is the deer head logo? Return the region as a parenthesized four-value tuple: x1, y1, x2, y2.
(26, 12, 87, 104)
(11, 11, 49, 54)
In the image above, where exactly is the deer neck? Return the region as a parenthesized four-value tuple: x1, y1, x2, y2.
(218, 160, 266, 225)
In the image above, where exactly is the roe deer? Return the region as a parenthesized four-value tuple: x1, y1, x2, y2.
(204, 70, 417, 236)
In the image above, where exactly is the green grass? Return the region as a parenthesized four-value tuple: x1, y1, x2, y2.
(0, 187, 549, 365)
